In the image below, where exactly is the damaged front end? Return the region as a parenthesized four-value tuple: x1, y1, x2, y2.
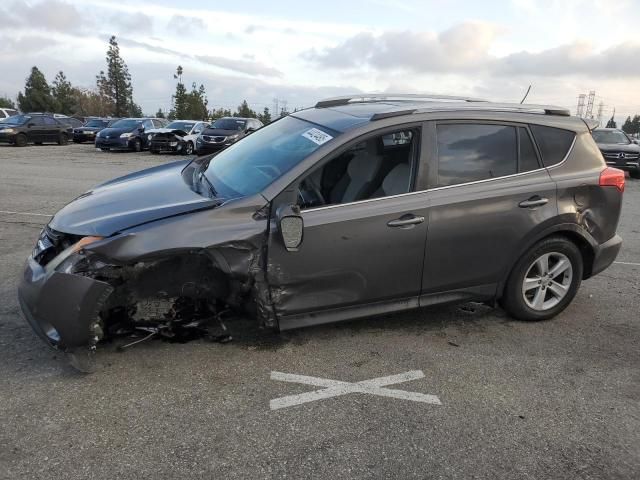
(18, 214, 276, 371)
(149, 129, 189, 154)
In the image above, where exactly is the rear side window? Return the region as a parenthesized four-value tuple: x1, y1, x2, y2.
(530, 125, 575, 167)
(436, 124, 517, 187)
(43, 116, 58, 125)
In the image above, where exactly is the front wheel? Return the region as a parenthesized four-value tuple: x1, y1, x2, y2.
(58, 133, 69, 145)
(15, 133, 27, 147)
(183, 141, 194, 155)
(133, 138, 142, 152)
(501, 236, 583, 321)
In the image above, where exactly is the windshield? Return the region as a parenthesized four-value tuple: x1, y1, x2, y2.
(84, 119, 109, 128)
(592, 130, 630, 145)
(166, 121, 196, 131)
(204, 116, 338, 197)
(109, 119, 141, 129)
(212, 118, 246, 131)
(3, 114, 29, 125)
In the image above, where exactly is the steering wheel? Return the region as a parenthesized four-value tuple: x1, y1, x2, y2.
(298, 178, 325, 207)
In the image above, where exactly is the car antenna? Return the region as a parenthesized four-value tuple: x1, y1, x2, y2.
(520, 85, 532, 104)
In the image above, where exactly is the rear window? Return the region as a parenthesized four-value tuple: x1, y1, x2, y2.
(530, 125, 575, 167)
(436, 123, 517, 187)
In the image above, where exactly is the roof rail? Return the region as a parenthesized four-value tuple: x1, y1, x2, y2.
(406, 102, 571, 118)
(315, 93, 488, 108)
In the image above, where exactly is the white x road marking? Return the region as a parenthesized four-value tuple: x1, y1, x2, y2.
(270, 370, 442, 410)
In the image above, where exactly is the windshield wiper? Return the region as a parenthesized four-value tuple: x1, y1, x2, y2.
(198, 171, 218, 198)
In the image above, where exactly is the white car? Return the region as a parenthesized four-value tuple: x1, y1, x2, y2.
(146, 120, 209, 155)
(0, 107, 19, 120)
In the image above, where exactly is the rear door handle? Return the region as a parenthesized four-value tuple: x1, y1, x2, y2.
(519, 196, 548, 208)
(387, 215, 425, 228)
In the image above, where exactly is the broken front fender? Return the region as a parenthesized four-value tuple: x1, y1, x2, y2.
(18, 256, 113, 351)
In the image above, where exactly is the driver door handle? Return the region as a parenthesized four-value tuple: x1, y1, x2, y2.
(387, 215, 425, 228)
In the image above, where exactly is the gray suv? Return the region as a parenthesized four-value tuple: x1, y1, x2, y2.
(18, 94, 624, 370)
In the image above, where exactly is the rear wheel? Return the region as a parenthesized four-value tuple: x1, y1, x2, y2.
(15, 133, 27, 147)
(58, 132, 69, 145)
(501, 237, 583, 321)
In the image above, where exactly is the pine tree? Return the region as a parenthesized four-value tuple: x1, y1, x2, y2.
(0, 96, 15, 109)
(17, 66, 57, 112)
(605, 115, 616, 129)
(631, 115, 640, 135)
(155, 108, 166, 118)
(258, 107, 272, 124)
(52, 71, 75, 115)
(235, 100, 257, 118)
(96, 36, 134, 117)
(622, 116, 633, 134)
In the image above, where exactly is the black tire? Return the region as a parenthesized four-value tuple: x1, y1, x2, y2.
(501, 236, 583, 321)
(34, 141, 43, 145)
(183, 142, 194, 155)
(73, 140, 82, 144)
(100, 148, 110, 152)
(15, 133, 27, 147)
(58, 132, 69, 145)
(133, 138, 142, 152)
(630, 169, 640, 179)
(150, 149, 159, 154)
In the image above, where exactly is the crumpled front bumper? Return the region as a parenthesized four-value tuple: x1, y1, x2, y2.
(18, 256, 113, 351)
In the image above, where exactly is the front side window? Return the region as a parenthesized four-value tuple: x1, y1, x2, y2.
(437, 123, 517, 187)
(30, 116, 45, 126)
(203, 116, 339, 198)
(43, 116, 58, 125)
(297, 128, 418, 210)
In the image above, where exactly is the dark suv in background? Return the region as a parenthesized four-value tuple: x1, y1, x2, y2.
(17, 94, 624, 370)
(0, 113, 73, 146)
(95, 117, 167, 152)
(73, 118, 117, 143)
(196, 116, 262, 155)
(592, 128, 640, 178)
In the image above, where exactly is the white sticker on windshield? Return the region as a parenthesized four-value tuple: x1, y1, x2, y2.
(302, 128, 333, 146)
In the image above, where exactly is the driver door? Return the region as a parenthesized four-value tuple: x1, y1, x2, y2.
(266, 124, 429, 328)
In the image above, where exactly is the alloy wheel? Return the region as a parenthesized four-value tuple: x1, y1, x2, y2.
(522, 252, 573, 311)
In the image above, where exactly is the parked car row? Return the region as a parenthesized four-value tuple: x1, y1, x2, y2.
(0, 113, 74, 146)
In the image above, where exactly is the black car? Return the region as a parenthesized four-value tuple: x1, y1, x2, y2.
(18, 94, 624, 371)
(0, 113, 73, 146)
(73, 118, 117, 143)
(196, 116, 262, 155)
(95, 117, 167, 152)
(592, 128, 640, 178)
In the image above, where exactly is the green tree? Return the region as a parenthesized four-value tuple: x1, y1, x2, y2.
(210, 107, 233, 120)
(605, 115, 617, 129)
(72, 88, 113, 117)
(0, 96, 15, 109)
(258, 107, 272, 124)
(155, 108, 166, 118)
(622, 116, 633, 134)
(52, 71, 75, 115)
(169, 65, 188, 119)
(234, 99, 257, 118)
(17, 66, 57, 112)
(631, 115, 640, 135)
(129, 101, 143, 117)
(96, 36, 134, 117)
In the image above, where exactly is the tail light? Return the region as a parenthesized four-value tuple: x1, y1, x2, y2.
(599, 167, 625, 193)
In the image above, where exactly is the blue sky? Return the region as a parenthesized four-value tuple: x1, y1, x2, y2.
(1, 0, 639, 121)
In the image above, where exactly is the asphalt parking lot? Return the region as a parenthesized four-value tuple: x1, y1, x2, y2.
(1, 143, 639, 479)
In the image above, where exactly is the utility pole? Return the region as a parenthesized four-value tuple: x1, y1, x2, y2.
(577, 94, 586, 117)
(596, 101, 604, 124)
(585, 90, 596, 119)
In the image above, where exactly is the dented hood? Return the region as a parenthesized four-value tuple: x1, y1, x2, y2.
(49, 160, 220, 237)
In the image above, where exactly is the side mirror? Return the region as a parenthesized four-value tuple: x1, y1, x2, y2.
(277, 204, 303, 252)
